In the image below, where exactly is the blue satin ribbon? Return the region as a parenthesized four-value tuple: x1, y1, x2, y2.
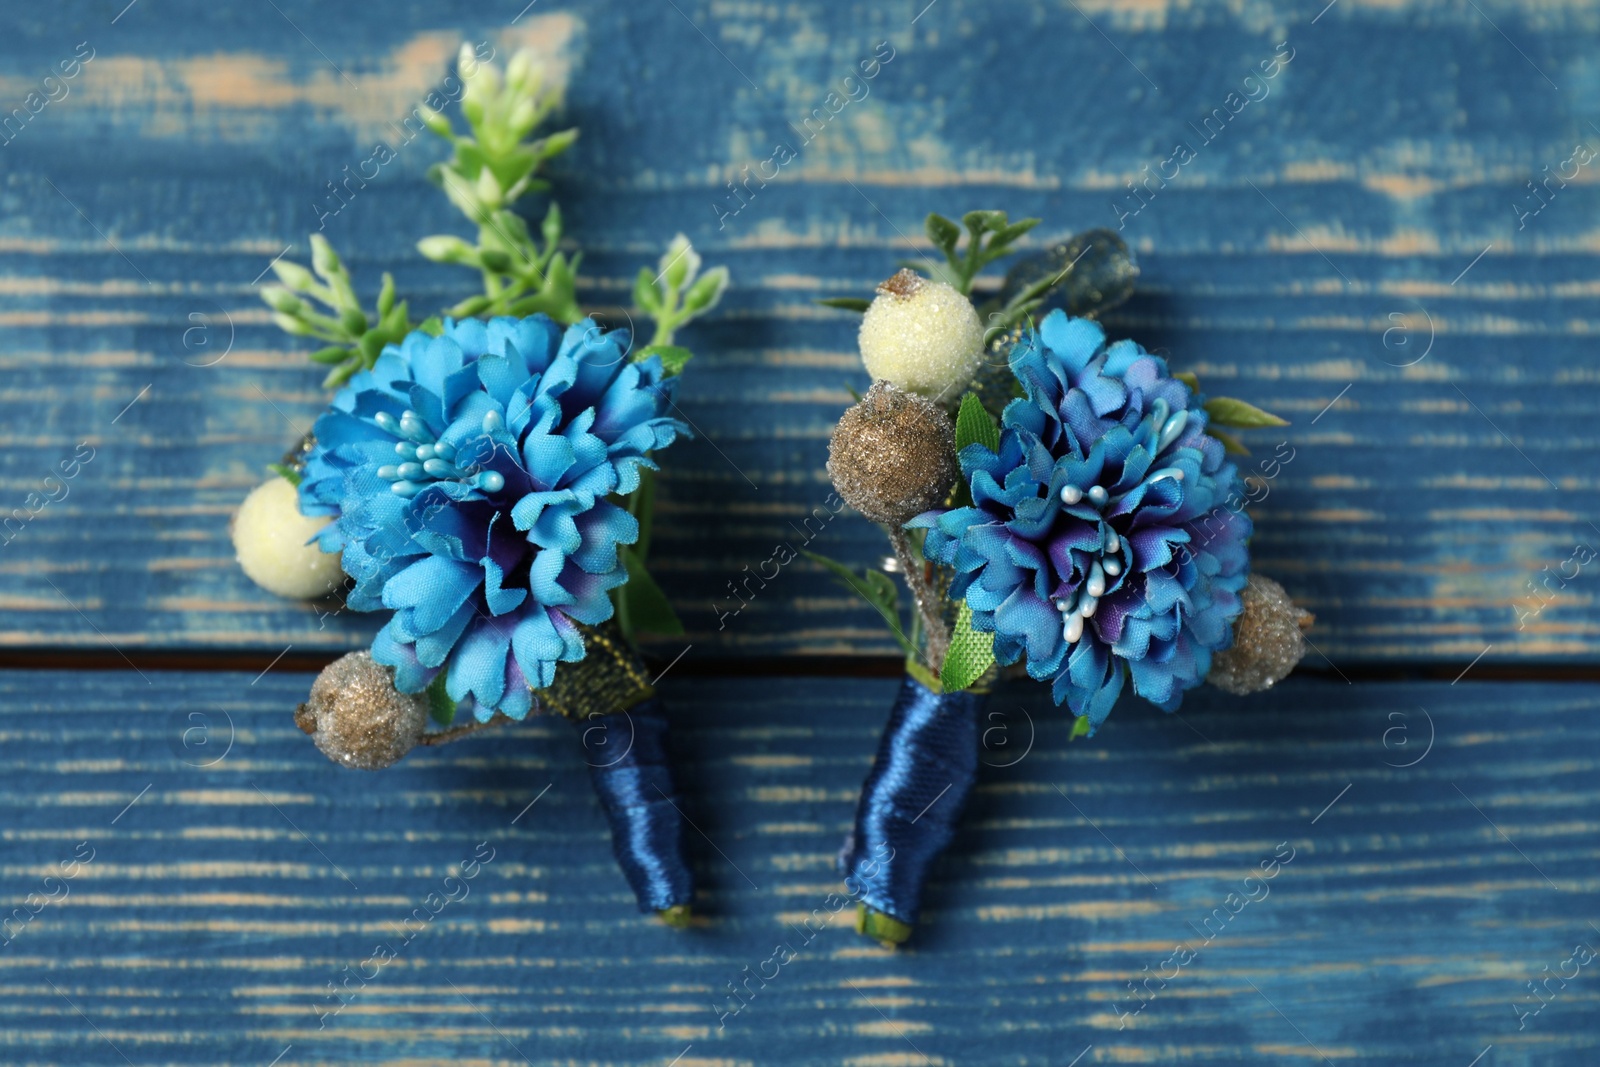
(841, 672, 983, 926)
(573, 696, 694, 912)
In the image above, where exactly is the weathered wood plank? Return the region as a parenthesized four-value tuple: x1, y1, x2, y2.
(1, 670, 1597, 1064)
(0, 1, 1595, 664)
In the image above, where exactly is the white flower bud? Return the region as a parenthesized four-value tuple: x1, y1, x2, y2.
(232, 476, 345, 600)
(858, 269, 984, 402)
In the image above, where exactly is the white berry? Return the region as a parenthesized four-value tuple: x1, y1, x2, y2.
(858, 269, 984, 402)
(232, 476, 344, 599)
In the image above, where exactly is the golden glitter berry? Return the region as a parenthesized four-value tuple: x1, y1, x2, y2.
(1208, 575, 1313, 695)
(295, 651, 429, 770)
(827, 380, 958, 526)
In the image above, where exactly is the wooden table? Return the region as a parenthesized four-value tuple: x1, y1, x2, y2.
(2, 1, 1595, 1063)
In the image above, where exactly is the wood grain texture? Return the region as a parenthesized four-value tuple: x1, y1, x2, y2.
(0, 1, 1594, 662)
(1, 670, 1596, 1065)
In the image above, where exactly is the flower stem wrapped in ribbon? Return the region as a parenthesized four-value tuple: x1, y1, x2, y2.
(816, 211, 1308, 945)
(232, 44, 727, 924)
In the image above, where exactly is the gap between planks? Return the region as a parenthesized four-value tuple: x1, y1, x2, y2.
(0, 648, 1598, 684)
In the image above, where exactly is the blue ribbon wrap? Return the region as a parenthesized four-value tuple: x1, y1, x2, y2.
(572, 696, 694, 912)
(840, 672, 984, 926)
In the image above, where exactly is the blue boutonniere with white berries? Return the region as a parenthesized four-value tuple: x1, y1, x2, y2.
(229, 44, 727, 927)
(815, 214, 1309, 945)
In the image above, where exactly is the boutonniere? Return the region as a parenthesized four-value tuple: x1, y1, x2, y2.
(814, 212, 1308, 944)
(229, 44, 727, 926)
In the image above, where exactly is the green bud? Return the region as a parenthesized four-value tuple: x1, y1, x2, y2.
(537, 127, 578, 162)
(340, 306, 368, 335)
(633, 267, 662, 314)
(505, 48, 535, 91)
(479, 249, 512, 274)
(418, 105, 451, 138)
(417, 235, 478, 264)
(659, 234, 699, 292)
(541, 202, 563, 250)
(507, 98, 537, 137)
(380, 298, 410, 333)
(273, 312, 313, 336)
(260, 286, 304, 315)
(474, 167, 503, 208)
(323, 361, 360, 389)
(682, 266, 729, 315)
(452, 294, 493, 317)
(310, 345, 350, 364)
(310, 234, 342, 280)
(377, 273, 396, 318)
(271, 259, 317, 292)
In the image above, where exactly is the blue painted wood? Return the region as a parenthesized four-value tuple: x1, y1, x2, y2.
(1, 670, 1597, 1064)
(0, 1, 1594, 662)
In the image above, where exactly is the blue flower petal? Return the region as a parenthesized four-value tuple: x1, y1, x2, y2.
(296, 315, 685, 717)
(928, 312, 1251, 723)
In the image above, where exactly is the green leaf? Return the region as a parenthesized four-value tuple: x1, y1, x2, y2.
(618, 547, 685, 638)
(1174, 371, 1200, 394)
(1204, 396, 1290, 429)
(417, 316, 445, 337)
(1068, 715, 1092, 742)
(802, 551, 916, 657)
(954, 392, 1000, 453)
(639, 344, 692, 376)
(925, 212, 961, 254)
(309, 345, 349, 365)
(816, 296, 872, 312)
(990, 218, 1041, 246)
(426, 672, 457, 727)
(939, 599, 995, 692)
(267, 462, 302, 487)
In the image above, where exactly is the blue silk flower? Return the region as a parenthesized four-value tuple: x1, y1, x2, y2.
(912, 312, 1251, 729)
(298, 316, 686, 721)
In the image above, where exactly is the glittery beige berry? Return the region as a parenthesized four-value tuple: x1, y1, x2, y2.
(858, 269, 984, 402)
(296, 651, 428, 770)
(827, 380, 958, 526)
(1209, 575, 1313, 695)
